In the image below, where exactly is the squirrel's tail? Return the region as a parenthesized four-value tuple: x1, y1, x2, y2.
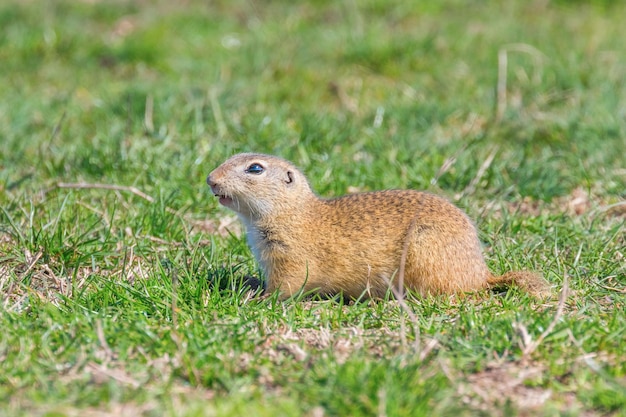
(487, 270, 552, 298)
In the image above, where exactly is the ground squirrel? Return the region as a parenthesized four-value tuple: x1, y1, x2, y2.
(207, 153, 551, 299)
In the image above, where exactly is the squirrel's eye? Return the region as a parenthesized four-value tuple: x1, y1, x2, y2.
(245, 163, 265, 175)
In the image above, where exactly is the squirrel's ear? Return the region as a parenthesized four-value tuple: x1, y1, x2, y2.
(285, 170, 295, 185)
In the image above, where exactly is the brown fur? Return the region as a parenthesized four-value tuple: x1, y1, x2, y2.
(207, 153, 551, 299)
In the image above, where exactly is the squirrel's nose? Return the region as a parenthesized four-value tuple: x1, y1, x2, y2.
(206, 175, 215, 187)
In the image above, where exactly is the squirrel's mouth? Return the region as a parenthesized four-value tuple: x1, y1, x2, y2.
(215, 194, 233, 206)
(210, 184, 233, 206)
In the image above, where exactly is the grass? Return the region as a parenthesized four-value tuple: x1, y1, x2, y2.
(1, 0, 625, 415)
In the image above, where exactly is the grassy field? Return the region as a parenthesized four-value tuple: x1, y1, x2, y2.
(1, 0, 625, 415)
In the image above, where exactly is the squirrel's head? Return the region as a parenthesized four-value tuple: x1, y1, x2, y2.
(207, 153, 314, 220)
